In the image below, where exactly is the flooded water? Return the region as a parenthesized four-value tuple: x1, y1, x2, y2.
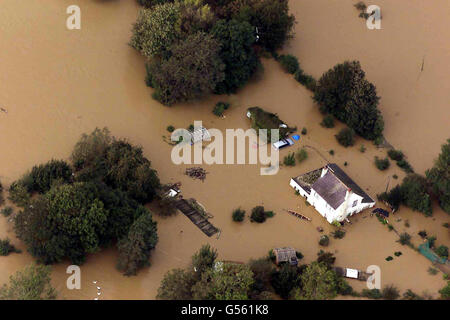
(0, 0, 448, 299)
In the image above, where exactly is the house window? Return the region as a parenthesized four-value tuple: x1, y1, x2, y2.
(352, 200, 358, 207)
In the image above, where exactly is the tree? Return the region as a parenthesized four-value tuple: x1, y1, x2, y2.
(426, 139, 450, 214)
(177, 0, 216, 35)
(335, 128, 355, 147)
(374, 157, 390, 171)
(72, 128, 160, 204)
(0, 264, 56, 300)
(233, 0, 295, 52)
(440, 282, 450, 300)
(270, 264, 301, 299)
(117, 211, 158, 276)
(191, 244, 218, 280)
(157, 268, 196, 300)
(130, 4, 181, 58)
(294, 262, 339, 300)
(137, 0, 174, 9)
(400, 174, 432, 216)
(232, 208, 245, 222)
(27, 159, 73, 194)
(316, 250, 336, 268)
(248, 258, 275, 298)
(211, 19, 259, 94)
(314, 61, 383, 140)
(14, 183, 108, 265)
(435, 245, 449, 259)
(278, 54, 299, 74)
(192, 263, 254, 300)
(148, 32, 225, 105)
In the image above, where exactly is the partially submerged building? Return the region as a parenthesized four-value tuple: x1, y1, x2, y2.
(273, 247, 298, 266)
(290, 163, 375, 224)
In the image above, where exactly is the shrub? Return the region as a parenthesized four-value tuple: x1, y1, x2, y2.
(278, 54, 299, 74)
(332, 229, 346, 239)
(329, 150, 335, 156)
(385, 256, 393, 261)
(377, 185, 402, 211)
(28, 160, 73, 194)
(296, 148, 308, 163)
(321, 115, 335, 128)
(403, 289, 424, 300)
(374, 157, 390, 171)
(319, 235, 330, 247)
(439, 282, 450, 299)
(0, 206, 13, 217)
(316, 250, 336, 268)
(387, 149, 404, 161)
(270, 264, 301, 299)
(295, 251, 303, 260)
(400, 174, 432, 216)
(166, 125, 175, 132)
(394, 251, 402, 257)
(283, 153, 296, 166)
(359, 144, 366, 153)
(426, 139, 450, 214)
(0, 239, 21, 256)
(362, 288, 382, 299)
(294, 71, 317, 91)
(232, 208, 245, 222)
(212, 102, 230, 117)
(0, 180, 4, 206)
(335, 128, 355, 147)
(191, 244, 217, 279)
(397, 159, 413, 173)
(382, 284, 400, 300)
(435, 245, 449, 259)
(157, 196, 178, 217)
(398, 232, 411, 246)
(250, 206, 274, 223)
(418, 230, 427, 238)
(301, 127, 307, 135)
(428, 267, 438, 275)
(8, 182, 31, 208)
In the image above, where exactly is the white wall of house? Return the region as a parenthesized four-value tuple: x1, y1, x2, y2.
(289, 178, 309, 197)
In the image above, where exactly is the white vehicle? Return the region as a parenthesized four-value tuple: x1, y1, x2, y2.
(273, 138, 294, 150)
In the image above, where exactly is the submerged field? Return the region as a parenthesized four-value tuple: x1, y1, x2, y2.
(0, 0, 448, 299)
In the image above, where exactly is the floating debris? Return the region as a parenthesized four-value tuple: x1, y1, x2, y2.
(185, 167, 208, 182)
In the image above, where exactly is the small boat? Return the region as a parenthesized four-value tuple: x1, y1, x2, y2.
(283, 209, 311, 221)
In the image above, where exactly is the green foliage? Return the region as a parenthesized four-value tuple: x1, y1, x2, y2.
(301, 127, 307, 135)
(25, 160, 73, 194)
(359, 144, 366, 153)
(0, 238, 21, 256)
(329, 149, 335, 156)
(0, 180, 3, 206)
(232, 208, 246, 222)
(250, 206, 274, 223)
(148, 32, 225, 106)
(283, 153, 296, 166)
(72, 128, 160, 204)
(377, 185, 402, 211)
(157, 196, 179, 217)
(137, 0, 174, 8)
(117, 212, 158, 276)
(400, 174, 432, 216)
(278, 54, 299, 74)
(394, 251, 402, 257)
(316, 250, 336, 268)
(321, 114, 335, 128)
(374, 156, 390, 171)
(382, 284, 400, 300)
(1, 206, 13, 217)
(211, 19, 259, 94)
(319, 235, 330, 247)
(396, 159, 414, 173)
(314, 61, 384, 140)
(296, 148, 308, 163)
(387, 149, 404, 161)
(428, 267, 438, 275)
(130, 4, 181, 58)
(294, 262, 339, 300)
(426, 139, 450, 213)
(398, 232, 411, 246)
(157, 268, 196, 300)
(439, 282, 450, 299)
(192, 263, 254, 300)
(247, 107, 295, 141)
(213, 102, 230, 117)
(385, 256, 393, 261)
(294, 70, 317, 91)
(192, 244, 218, 279)
(166, 125, 175, 133)
(403, 289, 424, 300)
(332, 229, 346, 239)
(435, 245, 449, 259)
(233, 0, 295, 52)
(270, 264, 301, 299)
(248, 258, 275, 299)
(8, 181, 31, 208)
(362, 288, 382, 299)
(335, 128, 355, 147)
(0, 264, 56, 300)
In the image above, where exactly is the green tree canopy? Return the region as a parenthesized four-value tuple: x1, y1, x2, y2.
(426, 139, 450, 214)
(148, 32, 225, 105)
(157, 268, 196, 299)
(0, 264, 56, 300)
(314, 61, 383, 140)
(117, 211, 158, 276)
(294, 262, 339, 300)
(211, 19, 259, 94)
(400, 174, 432, 216)
(192, 263, 254, 300)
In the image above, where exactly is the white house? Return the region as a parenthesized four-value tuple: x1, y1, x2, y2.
(290, 163, 375, 224)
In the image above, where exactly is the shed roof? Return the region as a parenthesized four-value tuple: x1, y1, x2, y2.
(273, 247, 297, 262)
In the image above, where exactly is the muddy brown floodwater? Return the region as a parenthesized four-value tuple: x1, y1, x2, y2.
(0, 0, 448, 299)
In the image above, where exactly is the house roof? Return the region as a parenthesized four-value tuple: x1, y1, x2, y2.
(327, 164, 375, 204)
(311, 163, 375, 210)
(273, 247, 297, 262)
(312, 171, 348, 210)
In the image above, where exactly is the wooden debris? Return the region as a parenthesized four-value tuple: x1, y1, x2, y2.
(185, 167, 208, 182)
(316, 227, 324, 232)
